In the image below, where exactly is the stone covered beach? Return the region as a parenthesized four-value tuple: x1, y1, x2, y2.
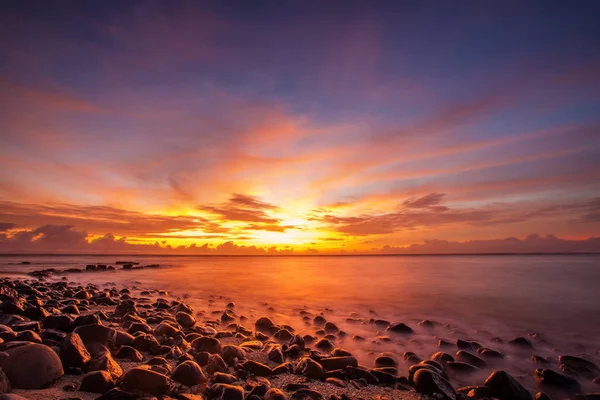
(0, 262, 599, 400)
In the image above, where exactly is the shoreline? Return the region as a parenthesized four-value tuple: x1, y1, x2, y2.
(0, 265, 599, 400)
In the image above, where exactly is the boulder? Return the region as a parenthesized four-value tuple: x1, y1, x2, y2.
(3, 343, 64, 389)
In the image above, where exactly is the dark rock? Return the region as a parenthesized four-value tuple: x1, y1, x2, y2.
(297, 358, 325, 379)
(95, 388, 140, 400)
(222, 345, 245, 366)
(485, 370, 533, 400)
(290, 388, 323, 400)
(79, 370, 115, 393)
(172, 360, 206, 387)
(413, 368, 456, 400)
(73, 325, 116, 348)
(265, 388, 288, 400)
(314, 338, 334, 353)
(3, 343, 64, 389)
(58, 332, 91, 369)
(118, 367, 174, 396)
(191, 336, 222, 354)
(87, 350, 122, 379)
(447, 361, 479, 376)
(509, 337, 534, 349)
(432, 351, 455, 363)
(387, 322, 414, 335)
(535, 392, 553, 400)
(43, 314, 74, 332)
(255, 317, 276, 333)
(242, 360, 272, 377)
(534, 368, 581, 395)
(176, 312, 196, 328)
(456, 350, 488, 368)
(213, 383, 244, 400)
(114, 345, 143, 362)
(375, 355, 398, 368)
(318, 356, 358, 371)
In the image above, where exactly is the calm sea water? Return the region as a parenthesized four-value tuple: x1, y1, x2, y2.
(1, 254, 599, 392)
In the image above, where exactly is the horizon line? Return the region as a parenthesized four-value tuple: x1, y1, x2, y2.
(1, 252, 600, 258)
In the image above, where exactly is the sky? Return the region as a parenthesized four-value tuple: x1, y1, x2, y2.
(1, 1, 600, 254)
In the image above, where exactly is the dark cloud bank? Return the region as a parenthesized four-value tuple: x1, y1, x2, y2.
(0, 224, 598, 255)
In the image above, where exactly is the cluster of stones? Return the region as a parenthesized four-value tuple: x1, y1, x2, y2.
(27, 263, 161, 279)
(0, 278, 599, 400)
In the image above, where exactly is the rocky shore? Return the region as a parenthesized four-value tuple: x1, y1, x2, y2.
(0, 268, 599, 400)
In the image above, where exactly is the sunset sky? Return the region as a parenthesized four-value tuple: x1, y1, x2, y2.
(1, 1, 600, 254)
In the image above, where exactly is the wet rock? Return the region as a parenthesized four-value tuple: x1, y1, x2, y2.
(58, 332, 91, 368)
(485, 370, 533, 400)
(95, 387, 140, 400)
(477, 347, 505, 361)
(213, 383, 244, 400)
(255, 317, 276, 333)
(155, 321, 179, 337)
(118, 367, 174, 396)
(387, 322, 414, 335)
(534, 368, 581, 395)
(456, 350, 488, 368)
(324, 322, 339, 334)
(43, 314, 74, 332)
(268, 346, 284, 364)
(403, 351, 422, 365)
(274, 328, 294, 342)
(73, 324, 116, 348)
(0, 368, 9, 393)
(314, 338, 334, 353)
(132, 333, 159, 351)
(3, 343, 64, 389)
(375, 355, 398, 368)
(222, 345, 245, 366)
(87, 350, 123, 379)
(242, 360, 272, 377)
(114, 345, 143, 362)
(172, 360, 207, 386)
(447, 361, 479, 376)
(432, 351, 455, 364)
(298, 358, 325, 379)
(176, 312, 196, 328)
(509, 337, 534, 349)
(191, 336, 222, 354)
(79, 370, 115, 393)
(413, 368, 456, 400)
(205, 354, 228, 375)
(15, 330, 41, 343)
(290, 388, 323, 400)
(318, 356, 358, 371)
(62, 305, 80, 315)
(73, 313, 101, 328)
(265, 388, 288, 400)
(272, 362, 294, 375)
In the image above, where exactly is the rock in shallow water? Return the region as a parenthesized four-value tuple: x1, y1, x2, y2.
(413, 368, 456, 400)
(2, 342, 64, 389)
(485, 370, 533, 400)
(534, 368, 581, 395)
